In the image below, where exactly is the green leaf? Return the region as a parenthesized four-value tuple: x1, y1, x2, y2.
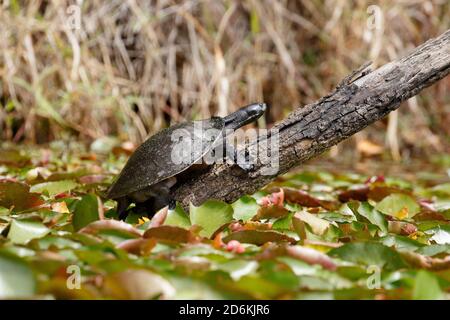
(375, 194, 420, 219)
(434, 199, 450, 212)
(278, 257, 319, 276)
(329, 242, 406, 270)
(0, 250, 36, 298)
(413, 271, 443, 300)
(356, 202, 388, 233)
(381, 235, 425, 251)
(424, 225, 450, 245)
(272, 212, 294, 230)
(232, 196, 259, 221)
(215, 260, 259, 281)
(7, 219, 50, 244)
(0, 149, 30, 166)
(430, 183, 450, 197)
(416, 244, 450, 256)
(430, 229, 450, 245)
(164, 204, 191, 228)
(190, 200, 233, 238)
(72, 194, 101, 231)
(30, 180, 78, 196)
(259, 260, 300, 290)
(294, 211, 330, 236)
(36, 235, 82, 250)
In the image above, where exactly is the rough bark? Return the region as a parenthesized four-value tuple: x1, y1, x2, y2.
(172, 29, 450, 210)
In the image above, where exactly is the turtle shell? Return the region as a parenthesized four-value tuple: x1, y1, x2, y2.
(107, 117, 225, 199)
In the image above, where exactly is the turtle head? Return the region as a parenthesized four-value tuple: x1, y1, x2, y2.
(224, 103, 267, 130)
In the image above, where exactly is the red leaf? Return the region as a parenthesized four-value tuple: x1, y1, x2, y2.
(253, 205, 290, 220)
(338, 185, 369, 202)
(258, 188, 284, 207)
(143, 225, 199, 244)
(149, 207, 168, 228)
(79, 219, 142, 237)
(223, 230, 296, 245)
(283, 188, 322, 207)
(365, 175, 385, 184)
(116, 238, 156, 255)
(0, 179, 44, 211)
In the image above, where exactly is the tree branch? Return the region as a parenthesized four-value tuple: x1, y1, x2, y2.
(172, 29, 450, 210)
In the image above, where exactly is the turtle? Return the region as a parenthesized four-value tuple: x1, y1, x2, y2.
(107, 102, 267, 220)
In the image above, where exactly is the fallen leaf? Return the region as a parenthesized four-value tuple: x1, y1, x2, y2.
(258, 188, 284, 207)
(375, 194, 420, 219)
(338, 185, 369, 202)
(329, 242, 406, 270)
(285, 245, 337, 271)
(30, 180, 78, 197)
(368, 186, 410, 202)
(280, 188, 322, 207)
(430, 229, 450, 245)
(0, 149, 30, 166)
(116, 238, 156, 255)
(190, 200, 233, 238)
(0, 179, 44, 211)
(8, 219, 50, 244)
(253, 205, 290, 220)
(149, 207, 168, 228)
(223, 230, 296, 245)
(72, 194, 104, 231)
(51, 201, 69, 214)
(79, 219, 142, 237)
(232, 196, 259, 221)
(103, 269, 175, 299)
(143, 225, 199, 244)
(413, 270, 443, 300)
(294, 211, 330, 236)
(0, 251, 36, 298)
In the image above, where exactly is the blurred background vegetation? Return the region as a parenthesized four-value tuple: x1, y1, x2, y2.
(0, 0, 449, 161)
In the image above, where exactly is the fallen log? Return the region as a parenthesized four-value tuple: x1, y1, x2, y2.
(172, 29, 450, 210)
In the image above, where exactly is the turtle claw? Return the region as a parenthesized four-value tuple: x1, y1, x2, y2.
(168, 199, 176, 210)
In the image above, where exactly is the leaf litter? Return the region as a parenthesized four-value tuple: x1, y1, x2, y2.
(0, 144, 450, 299)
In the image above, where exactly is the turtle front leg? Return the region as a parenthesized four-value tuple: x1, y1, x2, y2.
(116, 197, 131, 220)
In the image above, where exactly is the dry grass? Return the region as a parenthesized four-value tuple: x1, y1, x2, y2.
(0, 0, 449, 158)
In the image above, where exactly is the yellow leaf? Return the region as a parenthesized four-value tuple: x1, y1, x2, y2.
(395, 207, 409, 220)
(138, 217, 150, 225)
(51, 201, 69, 213)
